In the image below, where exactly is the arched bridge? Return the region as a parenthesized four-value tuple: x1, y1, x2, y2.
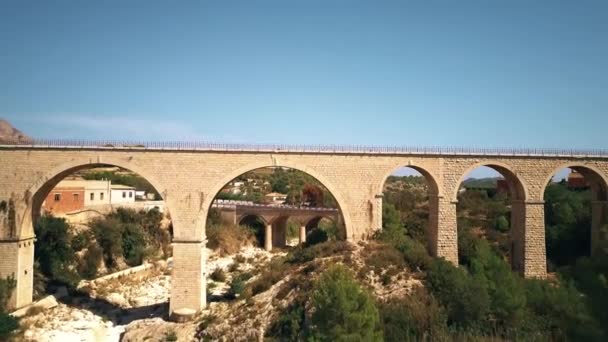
(211, 199, 340, 250)
(1, 140, 608, 319)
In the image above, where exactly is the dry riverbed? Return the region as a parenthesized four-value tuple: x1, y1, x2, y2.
(15, 245, 275, 342)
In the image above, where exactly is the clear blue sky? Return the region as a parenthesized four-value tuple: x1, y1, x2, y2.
(1, 1, 607, 149)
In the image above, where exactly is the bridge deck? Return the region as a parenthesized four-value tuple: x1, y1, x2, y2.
(1, 139, 608, 158)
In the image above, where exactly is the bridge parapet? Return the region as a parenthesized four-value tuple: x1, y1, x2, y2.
(3, 139, 608, 158)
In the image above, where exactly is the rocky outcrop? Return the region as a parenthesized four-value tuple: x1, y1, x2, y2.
(0, 118, 32, 144)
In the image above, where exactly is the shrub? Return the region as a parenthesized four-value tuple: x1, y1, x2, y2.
(0, 276, 16, 313)
(307, 264, 383, 341)
(206, 223, 256, 256)
(0, 313, 18, 340)
(228, 277, 249, 299)
(0, 276, 18, 339)
(426, 259, 490, 329)
(468, 239, 526, 329)
(210, 267, 227, 282)
(494, 215, 510, 233)
(288, 241, 352, 265)
(121, 223, 147, 266)
(525, 278, 602, 341)
(34, 215, 78, 282)
(379, 287, 448, 341)
(397, 237, 432, 271)
(305, 228, 328, 247)
(228, 262, 240, 272)
(71, 232, 90, 252)
(91, 217, 124, 268)
(248, 257, 289, 296)
(79, 245, 103, 279)
(267, 304, 304, 341)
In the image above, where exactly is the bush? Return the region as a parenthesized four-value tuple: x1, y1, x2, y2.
(288, 241, 352, 264)
(525, 278, 602, 341)
(426, 259, 490, 329)
(248, 258, 289, 296)
(494, 215, 510, 233)
(34, 215, 78, 282)
(305, 228, 328, 247)
(468, 240, 526, 329)
(206, 223, 256, 256)
(397, 237, 432, 271)
(0, 276, 16, 313)
(307, 264, 383, 341)
(122, 223, 147, 266)
(79, 245, 103, 279)
(91, 217, 124, 268)
(267, 304, 304, 341)
(0, 276, 18, 339)
(0, 313, 18, 340)
(379, 287, 448, 341)
(210, 267, 227, 282)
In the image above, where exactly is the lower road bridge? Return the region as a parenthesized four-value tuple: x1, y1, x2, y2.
(1, 139, 608, 319)
(211, 199, 340, 250)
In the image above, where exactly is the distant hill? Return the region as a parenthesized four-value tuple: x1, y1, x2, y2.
(462, 177, 502, 189)
(0, 119, 31, 144)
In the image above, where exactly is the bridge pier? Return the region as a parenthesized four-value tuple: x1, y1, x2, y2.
(591, 200, 608, 255)
(521, 201, 547, 278)
(0, 238, 34, 310)
(299, 225, 306, 244)
(169, 240, 206, 321)
(264, 224, 272, 251)
(434, 197, 458, 265)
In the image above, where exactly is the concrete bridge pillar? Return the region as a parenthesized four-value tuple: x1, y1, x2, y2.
(264, 223, 272, 251)
(591, 200, 608, 255)
(299, 225, 306, 244)
(522, 201, 547, 278)
(435, 197, 458, 265)
(169, 240, 206, 321)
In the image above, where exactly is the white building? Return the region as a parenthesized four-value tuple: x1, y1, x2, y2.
(110, 184, 136, 204)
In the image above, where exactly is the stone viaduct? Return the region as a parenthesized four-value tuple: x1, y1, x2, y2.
(211, 200, 339, 250)
(1, 140, 607, 319)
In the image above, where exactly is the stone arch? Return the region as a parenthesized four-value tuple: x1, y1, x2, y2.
(203, 160, 353, 240)
(378, 163, 442, 256)
(237, 213, 269, 226)
(452, 161, 529, 202)
(453, 160, 529, 273)
(542, 163, 608, 256)
(304, 214, 336, 229)
(541, 163, 608, 201)
(378, 163, 440, 197)
(21, 157, 170, 239)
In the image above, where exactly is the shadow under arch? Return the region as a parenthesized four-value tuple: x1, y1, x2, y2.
(237, 213, 270, 226)
(203, 161, 353, 240)
(454, 160, 529, 273)
(542, 164, 608, 257)
(21, 157, 170, 239)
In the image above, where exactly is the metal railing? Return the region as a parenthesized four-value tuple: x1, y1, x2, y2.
(211, 199, 338, 211)
(2, 138, 608, 158)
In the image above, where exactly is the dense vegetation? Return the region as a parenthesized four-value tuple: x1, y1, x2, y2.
(375, 175, 607, 340)
(260, 175, 607, 341)
(34, 208, 171, 292)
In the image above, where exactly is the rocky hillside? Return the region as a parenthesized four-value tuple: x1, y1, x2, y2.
(0, 119, 31, 143)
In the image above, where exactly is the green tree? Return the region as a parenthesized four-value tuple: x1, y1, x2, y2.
(307, 264, 383, 341)
(34, 215, 79, 285)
